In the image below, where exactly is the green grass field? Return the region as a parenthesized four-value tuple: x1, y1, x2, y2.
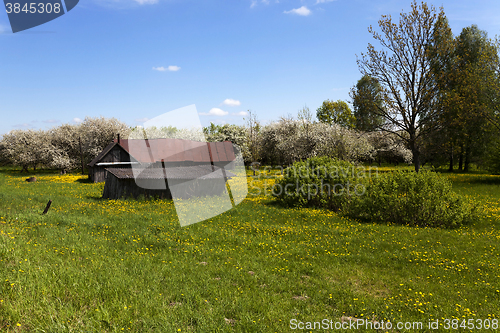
(0, 166, 499, 332)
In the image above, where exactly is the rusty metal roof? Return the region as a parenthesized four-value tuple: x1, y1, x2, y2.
(105, 166, 236, 180)
(113, 138, 235, 164)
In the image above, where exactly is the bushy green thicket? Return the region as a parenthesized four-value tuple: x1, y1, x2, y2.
(273, 156, 369, 211)
(345, 170, 476, 228)
(274, 157, 476, 228)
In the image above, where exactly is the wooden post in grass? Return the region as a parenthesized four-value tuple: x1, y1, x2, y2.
(42, 200, 52, 215)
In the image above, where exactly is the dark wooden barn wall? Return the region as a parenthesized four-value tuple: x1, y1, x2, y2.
(102, 175, 229, 200)
(102, 174, 173, 200)
(89, 146, 132, 183)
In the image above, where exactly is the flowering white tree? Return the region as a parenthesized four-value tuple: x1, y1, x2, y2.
(48, 124, 82, 172)
(0, 141, 8, 166)
(80, 116, 130, 160)
(310, 123, 374, 162)
(203, 123, 251, 162)
(367, 131, 413, 165)
(259, 117, 300, 165)
(258, 118, 374, 166)
(0, 129, 52, 172)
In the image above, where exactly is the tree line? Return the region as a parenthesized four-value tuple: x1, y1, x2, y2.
(0, 117, 129, 173)
(324, 1, 500, 173)
(0, 112, 412, 173)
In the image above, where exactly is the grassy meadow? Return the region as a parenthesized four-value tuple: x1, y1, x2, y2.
(0, 166, 499, 332)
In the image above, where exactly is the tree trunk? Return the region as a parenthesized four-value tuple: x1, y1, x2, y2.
(409, 136, 420, 172)
(448, 145, 454, 172)
(458, 145, 463, 171)
(412, 149, 421, 173)
(464, 144, 471, 172)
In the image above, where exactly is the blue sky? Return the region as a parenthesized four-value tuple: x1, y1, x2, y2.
(1, 0, 500, 135)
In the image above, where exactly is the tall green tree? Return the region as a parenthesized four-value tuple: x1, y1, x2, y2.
(426, 22, 499, 172)
(484, 38, 500, 130)
(357, 1, 448, 172)
(350, 75, 385, 131)
(316, 100, 356, 129)
(482, 39, 500, 173)
(425, 15, 457, 170)
(454, 25, 498, 171)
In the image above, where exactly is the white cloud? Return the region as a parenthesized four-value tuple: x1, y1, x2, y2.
(221, 99, 241, 107)
(153, 65, 181, 72)
(315, 0, 336, 3)
(199, 108, 228, 116)
(135, 117, 150, 122)
(73, 118, 83, 123)
(43, 119, 59, 124)
(134, 0, 158, 4)
(284, 6, 311, 16)
(167, 65, 181, 71)
(232, 111, 249, 116)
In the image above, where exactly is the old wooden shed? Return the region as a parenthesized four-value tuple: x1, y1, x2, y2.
(88, 138, 236, 183)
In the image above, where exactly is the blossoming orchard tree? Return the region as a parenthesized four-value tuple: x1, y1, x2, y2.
(357, 1, 448, 172)
(0, 129, 52, 172)
(258, 118, 373, 166)
(367, 131, 413, 165)
(79, 116, 131, 161)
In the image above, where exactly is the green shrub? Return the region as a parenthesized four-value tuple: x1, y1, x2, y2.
(345, 170, 476, 228)
(274, 159, 476, 228)
(273, 156, 369, 211)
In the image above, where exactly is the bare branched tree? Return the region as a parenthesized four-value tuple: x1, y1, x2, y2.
(357, 1, 447, 172)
